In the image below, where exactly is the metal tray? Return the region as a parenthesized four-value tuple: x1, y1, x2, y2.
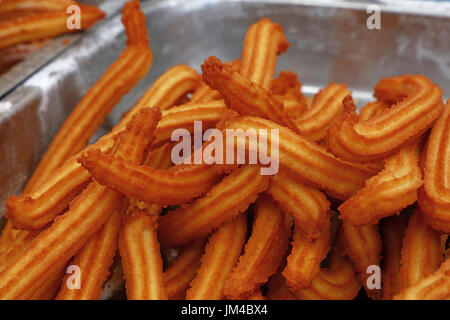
(1, 0, 450, 220)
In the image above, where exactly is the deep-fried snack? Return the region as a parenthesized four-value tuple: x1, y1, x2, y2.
(339, 139, 423, 226)
(163, 239, 205, 300)
(271, 71, 304, 103)
(327, 76, 443, 163)
(282, 218, 330, 290)
(0, 106, 160, 300)
(158, 165, 269, 248)
(202, 56, 294, 127)
(294, 83, 350, 141)
(293, 236, 360, 300)
(358, 100, 389, 121)
(342, 221, 382, 298)
(80, 150, 221, 206)
(275, 96, 306, 119)
(186, 214, 247, 300)
(224, 197, 291, 299)
(153, 100, 237, 146)
(56, 208, 122, 300)
(380, 213, 409, 300)
(0, 4, 104, 49)
(268, 168, 330, 237)
(399, 208, 442, 291)
(394, 258, 450, 300)
(223, 116, 378, 200)
(418, 100, 450, 232)
(119, 209, 167, 300)
(190, 59, 240, 103)
(245, 290, 266, 300)
(135, 64, 200, 110)
(266, 271, 297, 300)
(0, 0, 76, 13)
(22, 1, 149, 191)
(239, 18, 289, 90)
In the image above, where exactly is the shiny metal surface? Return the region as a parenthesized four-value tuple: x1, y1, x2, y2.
(0, 0, 449, 218)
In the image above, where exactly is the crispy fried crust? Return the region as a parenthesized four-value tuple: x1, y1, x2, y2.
(56, 208, 122, 300)
(418, 100, 450, 232)
(399, 208, 442, 291)
(224, 198, 291, 299)
(266, 272, 297, 300)
(187, 214, 247, 300)
(327, 76, 443, 163)
(380, 213, 409, 300)
(282, 219, 330, 290)
(239, 18, 289, 90)
(394, 258, 450, 300)
(0, 106, 159, 299)
(0, 4, 105, 49)
(223, 116, 378, 200)
(339, 139, 423, 226)
(293, 238, 360, 300)
(268, 168, 330, 237)
(164, 239, 206, 300)
(24, 0, 150, 191)
(158, 165, 269, 248)
(0, 0, 76, 13)
(342, 221, 382, 298)
(119, 209, 167, 300)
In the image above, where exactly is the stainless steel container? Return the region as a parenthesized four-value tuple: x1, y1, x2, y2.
(1, 0, 449, 220)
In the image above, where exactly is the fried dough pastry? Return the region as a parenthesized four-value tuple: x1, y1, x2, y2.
(119, 209, 167, 300)
(164, 239, 205, 300)
(266, 271, 297, 300)
(240, 18, 289, 90)
(399, 208, 442, 291)
(223, 116, 378, 200)
(271, 71, 304, 103)
(394, 258, 450, 300)
(158, 165, 269, 248)
(294, 237, 360, 300)
(339, 139, 423, 226)
(0, 4, 104, 49)
(224, 198, 291, 299)
(23, 0, 150, 191)
(187, 214, 247, 300)
(268, 168, 330, 237)
(327, 76, 443, 163)
(0, 0, 76, 14)
(380, 213, 409, 300)
(282, 218, 330, 290)
(342, 221, 382, 298)
(0, 107, 160, 300)
(418, 100, 450, 232)
(56, 208, 122, 300)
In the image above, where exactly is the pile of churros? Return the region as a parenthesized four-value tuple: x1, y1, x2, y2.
(0, 0, 104, 72)
(0, 0, 448, 300)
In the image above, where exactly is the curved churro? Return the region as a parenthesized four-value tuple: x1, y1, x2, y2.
(294, 238, 360, 300)
(56, 208, 122, 300)
(339, 139, 423, 226)
(268, 168, 330, 237)
(271, 71, 304, 103)
(119, 210, 167, 300)
(158, 165, 269, 248)
(187, 214, 247, 300)
(136, 64, 200, 110)
(294, 83, 350, 141)
(394, 258, 450, 300)
(0, 0, 76, 13)
(0, 4, 104, 49)
(399, 208, 442, 291)
(223, 116, 378, 200)
(418, 101, 450, 232)
(342, 221, 382, 298)
(224, 197, 291, 299)
(240, 18, 289, 90)
(380, 213, 409, 300)
(0, 107, 160, 300)
(266, 272, 297, 300)
(275, 96, 306, 119)
(282, 219, 330, 290)
(23, 0, 150, 191)
(327, 76, 443, 163)
(163, 239, 205, 300)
